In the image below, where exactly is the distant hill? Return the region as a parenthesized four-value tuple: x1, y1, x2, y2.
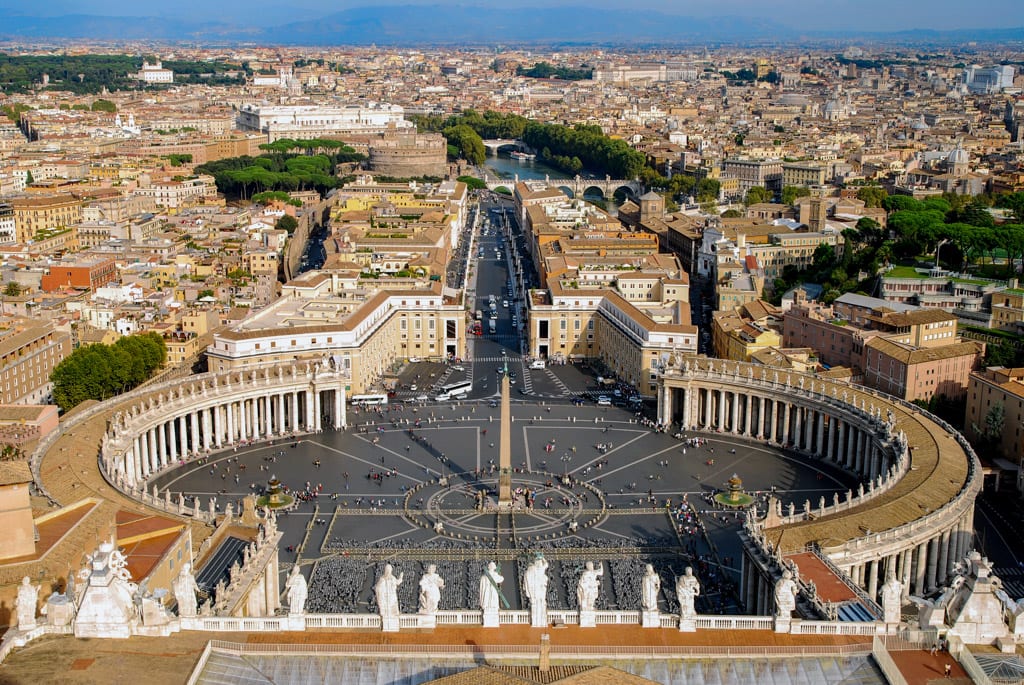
(0, 4, 1021, 45)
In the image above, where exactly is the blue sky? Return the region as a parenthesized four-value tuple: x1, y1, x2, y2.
(14, 0, 1023, 32)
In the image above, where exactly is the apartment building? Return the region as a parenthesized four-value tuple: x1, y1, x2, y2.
(527, 275, 696, 395)
(40, 257, 117, 293)
(133, 174, 218, 210)
(722, 158, 783, 197)
(964, 367, 1024, 486)
(711, 300, 782, 362)
(0, 203, 15, 244)
(206, 271, 465, 394)
(0, 318, 72, 404)
(10, 194, 82, 243)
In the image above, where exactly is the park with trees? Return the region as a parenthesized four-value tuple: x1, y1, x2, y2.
(195, 138, 363, 200)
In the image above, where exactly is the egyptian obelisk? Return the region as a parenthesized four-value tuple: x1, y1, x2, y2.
(498, 361, 512, 506)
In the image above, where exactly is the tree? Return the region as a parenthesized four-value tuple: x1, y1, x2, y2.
(3, 281, 21, 296)
(856, 185, 888, 209)
(456, 175, 487, 190)
(441, 124, 485, 165)
(781, 185, 810, 205)
(275, 215, 299, 234)
(90, 99, 117, 113)
(744, 186, 771, 206)
(51, 332, 166, 412)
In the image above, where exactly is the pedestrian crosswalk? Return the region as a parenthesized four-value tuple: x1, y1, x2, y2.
(472, 355, 524, 363)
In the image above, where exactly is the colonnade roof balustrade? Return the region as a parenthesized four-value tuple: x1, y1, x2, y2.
(29, 362, 344, 576)
(663, 358, 978, 556)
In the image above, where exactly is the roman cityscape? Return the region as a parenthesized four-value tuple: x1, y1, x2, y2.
(0, 3, 1023, 682)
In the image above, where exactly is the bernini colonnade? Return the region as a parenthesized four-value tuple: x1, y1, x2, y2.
(657, 358, 980, 610)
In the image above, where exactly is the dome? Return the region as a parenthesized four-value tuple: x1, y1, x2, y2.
(947, 147, 969, 164)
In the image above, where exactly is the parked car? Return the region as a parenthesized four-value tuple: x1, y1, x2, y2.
(596, 395, 612, 406)
(529, 360, 545, 369)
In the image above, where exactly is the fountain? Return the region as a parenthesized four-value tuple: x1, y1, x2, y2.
(258, 475, 294, 509)
(714, 473, 754, 508)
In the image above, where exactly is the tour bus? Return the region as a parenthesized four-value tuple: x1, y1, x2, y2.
(434, 379, 472, 401)
(349, 393, 389, 406)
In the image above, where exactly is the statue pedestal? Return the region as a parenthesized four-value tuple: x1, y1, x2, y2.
(531, 608, 547, 628)
(482, 609, 500, 628)
(381, 615, 400, 633)
(679, 616, 696, 632)
(284, 614, 306, 631)
(641, 610, 660, 628)
(417, 613, 436, 629)
(579, 609, 596, 628)
(774, 617, 791, 633)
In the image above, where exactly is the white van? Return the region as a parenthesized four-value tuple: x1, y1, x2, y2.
(529, 360, 546, 369)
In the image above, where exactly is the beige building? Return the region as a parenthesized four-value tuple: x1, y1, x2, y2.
(711, 300, 782, 362)
(206, 272, 465, 394)
(0, 318, 72, 404)
(965, 367, 1024, 484)
(10, 194, 82, 243)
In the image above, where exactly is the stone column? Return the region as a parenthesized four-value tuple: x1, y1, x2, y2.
(781, 403, 790, 445)
(168, 418, 178, 461)
(291, 391, 300, 433)
(745, 393, 753, 436)
(148, 428, 159, 473)
(815, 411, 825, 455)
(704, 387, 713, 429)
(202, 408, 212, 451)
(867, 560, 879, 599)
(767, 400, 777, 442)
(793, 406, 803, 449)
(926, 536, 939, 591)
(240, 399, 249, 441)
(914, 542, 928, 596)
(135, 436, 146, 478)
(716, 389, 726, 430)
(314, 389, 322, 432)
(827, 418, 837, 462)
(855, 429, 865, 473)
(249, 397, 259, 440)
(937, 528, 951, 586)
(333, 388, 344, 430)
(758, 397, 766, 439)
(278, 394, 287, 434)
(304, 390, 313, 431)
(733, 389, 741, 432)
(684, 387, 692, 430)
(157, 422, 168, 467)
(265, 395, 274, 437)
(213, 405, 223, 448)
(190, 412, 200, 455)
(226, 402, 235, 443)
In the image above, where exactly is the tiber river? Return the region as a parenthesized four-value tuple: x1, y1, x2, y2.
(481, 152, 624, 215)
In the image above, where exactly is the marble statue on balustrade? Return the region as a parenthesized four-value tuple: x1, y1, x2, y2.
(524, 554, 549, 627)
(15, 576, 40, 631)
(74, 540, 138, 639)
(479, 561, 503, 627)
(641, 564, 660, 613)
(285, 565, 307, 616)
(576, 561, 603, 613)
(418, 564, 444, 616)
(479, 561, 503, 613)
(173, 563, 200, 618)
(375, 563, 403, 631)
(676, 567, 700, 621)
(880, 571, 902, 627)
(774, 569, 798, 622)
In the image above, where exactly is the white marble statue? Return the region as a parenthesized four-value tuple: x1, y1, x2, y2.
(880, 570, 902, 625)
(374, 564, 403, 618)
(285, 565, 308, 616)
(418, 564, 444, 615)
(524, 555, 549, 626)
(173, 563, 200, 618)
(479, 561, 503, 613)
(576, 561, 604, 612)
(676, 567, 700, 619)
(641, 564, 660, 612)
(15, 576, 40, 630)
(774, 569, 798, 618)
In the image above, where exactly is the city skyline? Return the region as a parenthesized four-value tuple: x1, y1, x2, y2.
(0, 0, 1022, 40)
